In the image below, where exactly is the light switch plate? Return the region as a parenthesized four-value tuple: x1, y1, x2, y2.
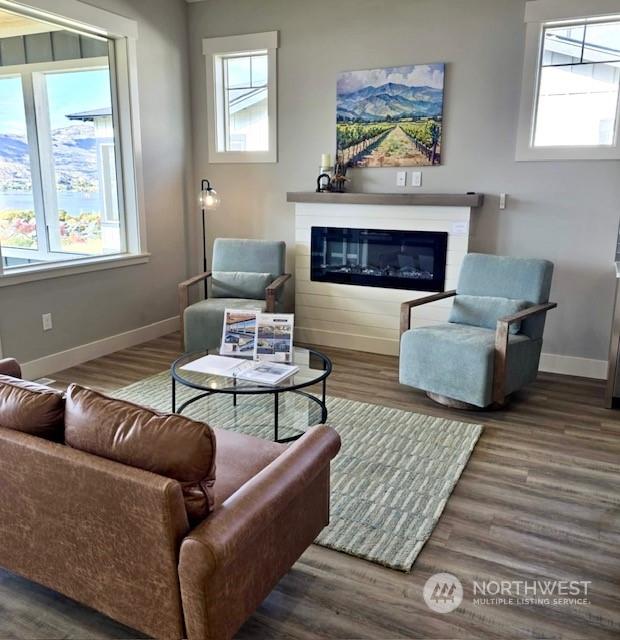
(410, 171, 422, 187)
(42, 313, 53, 331)
(396, 171, 407, 187)
(499, 193, 507, 210)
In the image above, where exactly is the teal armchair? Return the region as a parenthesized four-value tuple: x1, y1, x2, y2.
(179, 238, 291, 352)
(399, 253, 556, 408)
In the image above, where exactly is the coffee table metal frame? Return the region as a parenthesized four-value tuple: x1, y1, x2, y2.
(171, 348, 332, 443)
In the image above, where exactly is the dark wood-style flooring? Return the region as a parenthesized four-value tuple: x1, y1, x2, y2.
(1, 332, 619, 639)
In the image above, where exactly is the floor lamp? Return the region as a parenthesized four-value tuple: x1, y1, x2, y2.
(199, 178, 221, 297)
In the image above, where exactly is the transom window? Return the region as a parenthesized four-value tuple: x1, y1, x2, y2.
(203, 31, 278, 163)
(535, 20, 620, 147)
(517, 1, 620, 161)
(222, 53, 268, 152)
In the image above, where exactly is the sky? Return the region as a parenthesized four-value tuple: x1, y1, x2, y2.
(337, 63, 445, 95)
(0, 68, 112, 136)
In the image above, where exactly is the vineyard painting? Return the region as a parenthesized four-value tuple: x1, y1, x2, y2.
(336, 63, 445, 167)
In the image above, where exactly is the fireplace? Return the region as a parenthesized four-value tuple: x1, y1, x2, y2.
(311, 226, 448, 292)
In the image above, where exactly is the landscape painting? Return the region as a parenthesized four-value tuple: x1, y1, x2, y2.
(336, 63, 444, 167)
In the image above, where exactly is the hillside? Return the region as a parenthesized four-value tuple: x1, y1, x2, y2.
(0, 123, 98, 192)
(337, 82, 443, 122)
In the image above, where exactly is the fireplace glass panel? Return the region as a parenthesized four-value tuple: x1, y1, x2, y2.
(311, 227, 448, 292)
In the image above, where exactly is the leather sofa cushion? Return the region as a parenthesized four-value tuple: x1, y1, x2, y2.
(0, 375, 65, 441)
(211, 427, 284, 507)
(64, 384, 216, 524)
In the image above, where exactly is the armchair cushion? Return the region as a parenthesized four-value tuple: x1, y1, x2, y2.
(64, 384, 217, 525)
(449, 295, 529, 335)
(457, 253, 553, 340)
(184, 298, 266, 353)
(211, 271, 274, 300)
(400, 324, 541, 407)
(0, 375, 64, 441)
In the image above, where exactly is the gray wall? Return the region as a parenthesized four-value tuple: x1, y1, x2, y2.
(0, 0, 193, 363)
(188, 0, 620, 363)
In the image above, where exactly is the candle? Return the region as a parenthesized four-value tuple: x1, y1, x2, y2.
(321, 153, 332, 168)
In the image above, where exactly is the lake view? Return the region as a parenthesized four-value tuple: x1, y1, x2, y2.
(0, 191, 102, 216)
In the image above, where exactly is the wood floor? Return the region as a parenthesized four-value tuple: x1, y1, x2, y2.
(1, 332, 619, 639)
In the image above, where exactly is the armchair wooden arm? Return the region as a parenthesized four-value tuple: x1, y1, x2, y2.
(265, 273, 292, 313)
(493, 302, 557, 404)
(399, 290, 456, 336)
(178, 272, 212, 348)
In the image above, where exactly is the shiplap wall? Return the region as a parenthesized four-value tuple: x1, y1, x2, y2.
(294, 202, 472, 356)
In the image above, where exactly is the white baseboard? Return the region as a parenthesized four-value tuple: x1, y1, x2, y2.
(295, 327, 607, 380)
(21, 316, 180, 380)
(539, 353, 607, 380)
(17, 319, 606, 382)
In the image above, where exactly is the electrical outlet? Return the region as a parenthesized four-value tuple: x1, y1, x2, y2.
(396, 171, 407, 187)
(499, 193, 507, 210)
(410, 171, 422, 187)
(42, 313, 53, 332)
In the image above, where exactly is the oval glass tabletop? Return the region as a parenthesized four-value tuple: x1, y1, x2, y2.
(171, 347, 331, 394)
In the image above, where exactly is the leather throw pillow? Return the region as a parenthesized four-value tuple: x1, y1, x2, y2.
(64, 384, 216, 525)
(0, 375, 65, 441)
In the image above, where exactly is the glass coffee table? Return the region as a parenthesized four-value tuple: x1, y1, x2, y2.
(171, 347, 332, 443)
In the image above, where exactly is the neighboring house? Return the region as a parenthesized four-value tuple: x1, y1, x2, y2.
(66, 108, 120, 252)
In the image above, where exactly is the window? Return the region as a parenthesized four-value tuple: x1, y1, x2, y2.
(517, 1, 620, 160)
(203, 31, 278, 163)
(0, 1, 145, 279)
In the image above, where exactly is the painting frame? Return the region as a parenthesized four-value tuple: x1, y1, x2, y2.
(336, 63, 445, 168)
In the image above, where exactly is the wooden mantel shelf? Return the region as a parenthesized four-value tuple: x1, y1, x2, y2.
(286, 191, 484, 207)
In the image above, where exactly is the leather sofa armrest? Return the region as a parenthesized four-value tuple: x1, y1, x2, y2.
(0, 358, 21, 379)
(178, 425, 340, 640)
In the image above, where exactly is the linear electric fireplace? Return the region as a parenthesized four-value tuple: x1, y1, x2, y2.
(311, 226, 448, 292)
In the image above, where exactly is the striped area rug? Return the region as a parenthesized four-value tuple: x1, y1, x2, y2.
(113, 371, 482, 572)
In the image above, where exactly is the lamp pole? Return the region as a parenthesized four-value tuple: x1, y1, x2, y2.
(199, 178, 220, 299)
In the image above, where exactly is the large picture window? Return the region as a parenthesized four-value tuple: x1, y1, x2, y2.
(517, 0, 620, 160)
(0, 1, 145, 279)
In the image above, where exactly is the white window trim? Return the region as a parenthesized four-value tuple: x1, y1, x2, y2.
(516, 0, 620, 161)
(0, 0, 147, 279)
(203, 31, 278, 163)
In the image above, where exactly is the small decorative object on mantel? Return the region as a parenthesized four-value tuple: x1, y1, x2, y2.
(330, 152, 350, 192)
(316, 173, 332, 193)
(320, 152, 332, 173)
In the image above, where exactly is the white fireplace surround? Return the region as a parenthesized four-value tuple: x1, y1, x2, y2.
(289, 193, 479, 356)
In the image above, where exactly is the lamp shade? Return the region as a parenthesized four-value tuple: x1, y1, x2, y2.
(200, 187, 221, 210)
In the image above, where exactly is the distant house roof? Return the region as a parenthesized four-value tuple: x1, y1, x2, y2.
(66, 107, 112, 122)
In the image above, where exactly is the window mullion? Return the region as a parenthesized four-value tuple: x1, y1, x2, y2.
(106, 40, 127, 252)
(20, 71, 50, 261)
(30, 72, 61, 255)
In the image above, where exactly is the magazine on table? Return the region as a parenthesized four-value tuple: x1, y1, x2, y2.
(255, 313, 294, 362)
(219, 308, 294, 363)
(219, 309, 259, 357)
(180, 354, 299, 385)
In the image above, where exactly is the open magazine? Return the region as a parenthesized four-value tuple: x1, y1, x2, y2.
(220, 308, 294, 362)
(180, 354, 299, 386)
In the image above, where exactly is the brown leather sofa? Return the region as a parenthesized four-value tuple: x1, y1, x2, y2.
(0, 358, 341, 640)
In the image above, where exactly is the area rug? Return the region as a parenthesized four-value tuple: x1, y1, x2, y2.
(113, 371, 483, 572)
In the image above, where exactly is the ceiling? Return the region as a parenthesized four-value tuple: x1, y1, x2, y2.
(0, 7, 61, 38)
